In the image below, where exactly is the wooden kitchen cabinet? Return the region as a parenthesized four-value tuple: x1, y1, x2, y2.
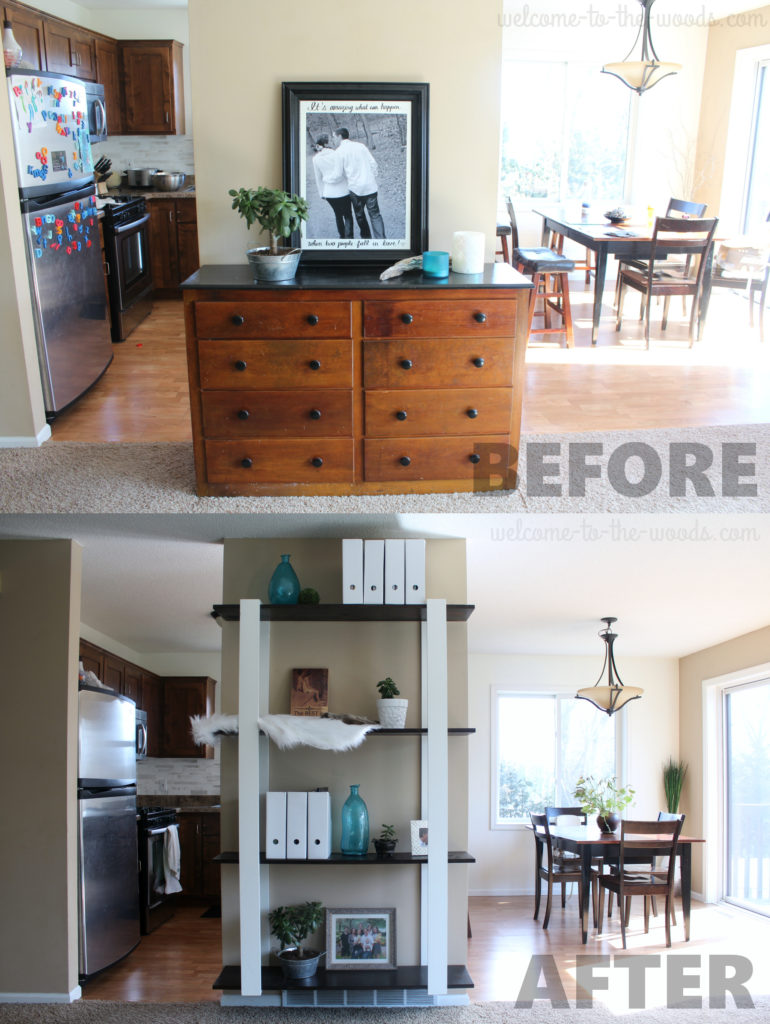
(3, 4, 45, 69)
(119, 39, 185, 134)
(161, 676, 216, 758)
(94, 36, 123, 135)
(176, 811, 221, 900)
(149, 197, 199, 296)
(79, 638, 104, 680)
(43, 18, 96, 79)
(140, 672, 162, 758)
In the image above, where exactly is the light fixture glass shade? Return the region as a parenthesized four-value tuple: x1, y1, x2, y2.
(575, 616, 643, 716)
(602, 60, 682, 95)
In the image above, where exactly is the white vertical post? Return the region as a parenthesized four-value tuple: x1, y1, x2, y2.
(425, 599, 448, 996)
(238, 600, 262, 996)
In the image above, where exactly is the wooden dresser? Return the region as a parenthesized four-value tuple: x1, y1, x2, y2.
(182, 264, 531, 497)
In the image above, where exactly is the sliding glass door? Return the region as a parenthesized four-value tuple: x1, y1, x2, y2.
(723, 678, 770, 915)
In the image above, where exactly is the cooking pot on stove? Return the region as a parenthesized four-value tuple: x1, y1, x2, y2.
(125, 168, 158, 187)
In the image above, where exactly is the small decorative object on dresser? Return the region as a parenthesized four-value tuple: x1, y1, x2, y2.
(291, 668, 329, 716)
(268, 554, 300, 604)
(269, 901, 325, 979)
(228, 186, 308, 282)
(410, 820, 429, 855)
(375, 676, 408, 728)
(325, 908, 396, 969)
(372, 823, 398, 858)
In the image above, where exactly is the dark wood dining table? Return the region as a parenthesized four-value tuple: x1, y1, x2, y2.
(532, 205, 715, 345)
(547, 824, 705, 944)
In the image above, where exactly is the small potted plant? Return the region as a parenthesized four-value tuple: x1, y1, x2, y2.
(268, 901, 325, 979)
(573, 775, 635, 833)
(372, 824, 398, 858)
(228, 186, 309, 282)
(376, 676, 408, 729)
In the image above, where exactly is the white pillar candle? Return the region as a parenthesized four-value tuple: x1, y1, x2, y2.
(451, 231, 485, 274)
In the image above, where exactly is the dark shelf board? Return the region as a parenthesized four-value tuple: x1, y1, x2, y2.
(212, 603, 474, 623)
(214, 851, 475, 865)
(213, 727, 475, 738)
(213, 964, 474, 991)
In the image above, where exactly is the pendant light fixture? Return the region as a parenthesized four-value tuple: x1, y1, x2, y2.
(602, 0, 682, 95)
(576, 617, 643, 716)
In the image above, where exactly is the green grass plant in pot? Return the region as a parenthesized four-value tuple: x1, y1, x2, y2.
(268, 901, 325, 979)
(663, 757, 688, 812)
(573, 774, 635, 833)
(228, 186, 308, 282)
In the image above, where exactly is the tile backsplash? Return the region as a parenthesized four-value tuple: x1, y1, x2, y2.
(137, 755, 220, 796)
(92, 135, 196, 176)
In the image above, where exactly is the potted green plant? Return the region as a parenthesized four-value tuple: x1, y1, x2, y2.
(268, 901, 325, 979)
(573, 775, 635, 833)
(375, 676, 408, 729)
(228, 186, 309, 282)
(372, 824, 398, 858)
(663, 757, 688, 813)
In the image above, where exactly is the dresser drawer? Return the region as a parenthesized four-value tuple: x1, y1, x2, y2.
(363, 337, 513, 389)
(198, 339, 353, 389)
(205, 439, 354, 483)
(364, 435, 514, 484)
(363, 299, 518, 339)
(365, 388, 512, 437)
(201, 391, 353, 438)
(194, 300, 352, 339)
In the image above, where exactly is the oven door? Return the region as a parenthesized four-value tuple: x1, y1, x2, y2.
(110, 213, 153, 311)
(145, 826, 170, 909)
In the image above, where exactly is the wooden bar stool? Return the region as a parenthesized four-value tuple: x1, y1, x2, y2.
(515, 246, 575, 347)
(495, 223, 512, 264)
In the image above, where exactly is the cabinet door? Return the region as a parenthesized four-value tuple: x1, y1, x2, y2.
(70, 27, 95, 80)
(201, 815, 221, 899)
(149, 199, 178, 290)
(95, 37, 123, 135)
(122, 663, 142, 705)
(43, 21, 95, 79)
(162, 677, 216, 758)
(120, 41, 185, 134)
(175, 813, 202, 895)
(175, 200, 199, 284)
(141, 673, 162, 757)
(79, 639, 104, 681)
(102, 654, 125, 693)
(4, 5, 45, 70)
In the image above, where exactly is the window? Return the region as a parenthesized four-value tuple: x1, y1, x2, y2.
(499, 59, 631, 204)
(492, 689, 617, 826)
(742, 60, 769, 233)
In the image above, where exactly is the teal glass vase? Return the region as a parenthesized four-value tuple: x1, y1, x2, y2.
(340, 784, 369, 856)
(268, 554, 300, 604)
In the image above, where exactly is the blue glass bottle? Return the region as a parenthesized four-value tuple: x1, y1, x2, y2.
(268, 554, 300, 604)
(341, 784, 369, 856)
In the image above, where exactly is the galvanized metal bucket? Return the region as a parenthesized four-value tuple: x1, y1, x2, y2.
(247, 247, 301, 282)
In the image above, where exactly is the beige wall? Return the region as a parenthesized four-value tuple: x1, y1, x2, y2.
(468, 652, 679, 894)
(188, 0, 503, 264)
(679, 622, 770, 896)
(695, 5, 770, 230)
(219, 538, 469, 969)
(0, 539, 82, 1000)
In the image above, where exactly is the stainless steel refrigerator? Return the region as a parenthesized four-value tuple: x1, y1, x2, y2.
(77, 686, 140, 978)
(7, 69, 112, 418)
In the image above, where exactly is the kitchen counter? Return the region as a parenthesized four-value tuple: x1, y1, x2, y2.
(102, 186, 196, 200)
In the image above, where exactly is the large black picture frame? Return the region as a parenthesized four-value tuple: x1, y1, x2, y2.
(282, 82, 429, 267)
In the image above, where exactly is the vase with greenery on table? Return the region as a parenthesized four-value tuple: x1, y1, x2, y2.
(573, 774, 635, 833)
(228, 185, 308, 282)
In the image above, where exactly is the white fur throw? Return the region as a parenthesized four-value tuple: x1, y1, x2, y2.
(190, 713, 378, 751)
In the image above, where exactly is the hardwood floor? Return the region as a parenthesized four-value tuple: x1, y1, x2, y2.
(49, 283, 770, 443)
(79, 896, 770, 1006)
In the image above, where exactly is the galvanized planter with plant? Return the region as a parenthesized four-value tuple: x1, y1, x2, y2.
(229, 186, 308, 282)
(268, 900, 325, 979)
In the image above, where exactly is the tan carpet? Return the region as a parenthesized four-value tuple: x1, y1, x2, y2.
(0, 425, 768, 513)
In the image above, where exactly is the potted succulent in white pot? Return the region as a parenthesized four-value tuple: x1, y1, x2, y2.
(376, 677, 408, 729)
(268, 901, 325, 979)
(228, 186, 308, 282)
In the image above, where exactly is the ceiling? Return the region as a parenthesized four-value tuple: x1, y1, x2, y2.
(71, 0, 764, 13)
(1, 513, 769, 661)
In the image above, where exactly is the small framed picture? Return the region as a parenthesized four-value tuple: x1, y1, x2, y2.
(410, 820, 429, 856)
(325, 908, 396, 970)
(290, 668, 329, 716)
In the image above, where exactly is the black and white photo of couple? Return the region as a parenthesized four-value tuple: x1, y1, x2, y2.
(303, 111, 408, 247)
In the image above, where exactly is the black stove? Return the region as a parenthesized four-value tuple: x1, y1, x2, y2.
(138, 806, 177, 829)
(101, 194, 147, 227)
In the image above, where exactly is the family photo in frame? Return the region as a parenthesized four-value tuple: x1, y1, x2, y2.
(325, 908, 396, 970)
(282, 82, 429, 266)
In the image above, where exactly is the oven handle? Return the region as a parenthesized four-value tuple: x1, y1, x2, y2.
(147, 825, 171, 835)
(113, 212, 151, 235)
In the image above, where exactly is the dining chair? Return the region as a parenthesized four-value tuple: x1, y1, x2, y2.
(709, 213, 770, 343)
(506, 197, 575, 347)
(531, 812, 596, 929)
(596, 817, 684, 949)
(615, 216, 719, 348)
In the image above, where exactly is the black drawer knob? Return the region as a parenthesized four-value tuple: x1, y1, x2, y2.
(469, 453, 481, 464)
(472, 357, 485, 368)
(473, 312, 487, 323)
(231, 314, 245, 325)
(241, 457, 253, 468)
(309, 359, 321, 371)
(401, 312, 414, 324)
(311, 456, 324, 468)
(309, 408, 322, 420)
(399, 456, 411, 467)
(234, 360, 247, 371)
(237, 409, 250, 420)
(396, 410, 408, 421)
(467, 408, 479, 419)
(400, 359, 413, 370)
(307, 314, 319, 325)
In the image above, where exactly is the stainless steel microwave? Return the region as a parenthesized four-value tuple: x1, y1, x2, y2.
(85, 81, 107, 143)
(135, 708, 148, 760)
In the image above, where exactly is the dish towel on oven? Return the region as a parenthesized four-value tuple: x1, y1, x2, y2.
(163, 824, 183, 894)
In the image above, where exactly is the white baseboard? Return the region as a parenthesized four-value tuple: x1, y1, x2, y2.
(0, 423, 52, 447)
(0, 986, 81, 1003)
(469, 888, 531, 897)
